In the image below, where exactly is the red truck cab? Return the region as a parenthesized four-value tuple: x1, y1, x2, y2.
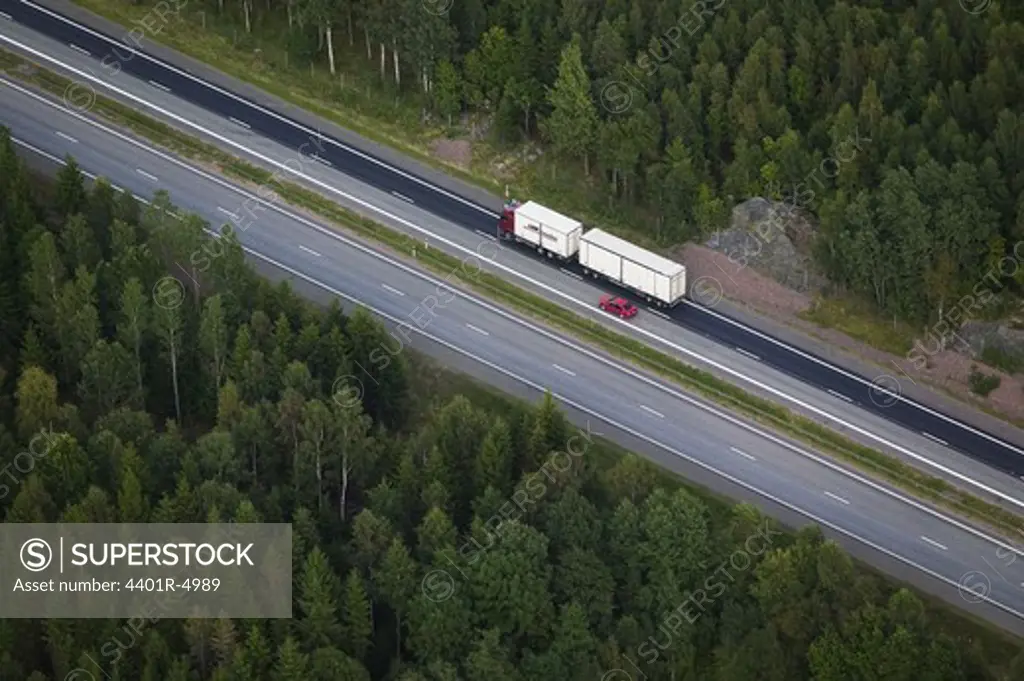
(497, 199, 520, 238)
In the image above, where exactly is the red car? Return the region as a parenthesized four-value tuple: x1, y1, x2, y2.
(599, 295, 638, 318)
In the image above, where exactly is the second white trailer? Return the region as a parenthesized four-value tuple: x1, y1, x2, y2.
(579, 228, 687, 307)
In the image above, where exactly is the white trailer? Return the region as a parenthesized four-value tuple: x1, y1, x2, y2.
(502, 200, 583, 260)
(579, 228, 687, 307)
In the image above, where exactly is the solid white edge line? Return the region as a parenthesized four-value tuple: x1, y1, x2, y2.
(19, 101, 1024, 623)
(552, 364, 576, 377)
(297, 244, 321, 257)
(828, 389, 853, 403)
(381, 283, 405, 297)
(17, 0, 497, 218)
(466, 323, 489, 337)
(922, 536, 949, 551)
(231, 240, 1024, 623)
(12, 0, 1024, 464)
(67, 43, 90, 57)
(825, 491, 851, 505)
(55, 130, 78, 143)
(9, 75, 1024, 568)
(683, 297, 1024, 458)
(640, 405, 665, 419)
(228, 116, 251, 129)
(730, 446, 756, 461)
(8, 37, 1020, 510)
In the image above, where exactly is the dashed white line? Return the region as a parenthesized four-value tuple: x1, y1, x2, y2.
(228, 116, 251, 129)
(647, 307, 670, 319)
(135, 168, 158, 182)
(640, 404, 665, 419)
(0, 11, 12, 20)
(217, 206, 239, 220)
(311, 154, 332, 167)
(735, 347, 760, 361)
(381, 283, 405, 297)
(824, 491, 850, 505)
(729, 446, 756, 461)
(466, 323, 490, 337)
(55, 131, 78, 143)
(921, 536, 948, 551)
(298, 244, 322, 257)
(827, 389, 853, 403)
(561, 268, 583, 281)
(391, 191, 414, 204)
(9, 25, 1024, 516)
(921, 431, 949, 447)
(474, 229, 497, 241)
(552, 364, 576, 377)
(68, 43, 91, 56)
(148, 80, 170, 92)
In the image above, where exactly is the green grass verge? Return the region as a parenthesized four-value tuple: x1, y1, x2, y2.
(800, 295, 916, 357)
(4, 46, 1024, 542)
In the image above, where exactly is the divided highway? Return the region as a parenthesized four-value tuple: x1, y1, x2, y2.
(6, 75, 1024, 633)
(5, 13, 1024, 515)
(4, 0, 1024, 480)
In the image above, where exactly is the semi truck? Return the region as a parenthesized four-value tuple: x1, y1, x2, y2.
(498, 199, 687, 308)
(496, 200, 583, 260)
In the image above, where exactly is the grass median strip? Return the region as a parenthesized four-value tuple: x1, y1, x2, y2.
(3, 46, 1023, 540)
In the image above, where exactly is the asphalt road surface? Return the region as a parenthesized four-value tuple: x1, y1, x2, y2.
(5, 77, 1024, 635)
(3, 0, 1024, 487)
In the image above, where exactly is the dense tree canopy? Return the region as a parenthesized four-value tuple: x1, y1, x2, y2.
(0, 128, 1022, 678)
(148, 0, 1024, 324)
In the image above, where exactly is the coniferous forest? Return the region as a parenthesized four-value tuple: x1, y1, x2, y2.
(115, 0, 1024, 325)
(2, 127, 1024, 679)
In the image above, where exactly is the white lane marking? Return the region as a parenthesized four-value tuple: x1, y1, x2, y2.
(921, 536, 948, 551)
(640, 404, 665, 419)
(135, 168, 158, 182)
(18, 0, 496, 218)
(683, 300, 1024, 459)
(298, 244, 321, 257)
(68, 43, 90, 56)
(311, 154, 332, 167)
(217, 206, 239, 220)
(922, 431, 949, 447)
(228, 243, 1024, 624)
(474, 229, 497, 242)
(15, 77, 1024, 579)
(824, 491, 850, 505)
(228, 116, 251, 129)
(647, 307, 670, 319)
(148, 80, 170, 92)
(55, 131, 78, 143)
(391, 191, 414, 204)
(561, 267, 583, 281)
(24, 42, 1013, 512)
(730, 446, 756, 461)
(828, 389, 853, 403)
(16, 1, 1024, 468)
(0, 11, 12, 20)
(735, 347, 760, 361)
(381, 283, 405, 297)
(466, 323, 489, 337)
(552, 364, 576, 377)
